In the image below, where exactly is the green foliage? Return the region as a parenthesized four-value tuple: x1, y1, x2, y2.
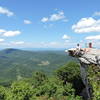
(55, 61, 85, 94)
(0, 86, 6, 99)
(56, 61, 80, 83)
(32, 71, 47, 87)
(0, 68, 82, 100)
(5, 81, 33, 100)
(87, 65, 100, 100)
(0, 49, 76, 83)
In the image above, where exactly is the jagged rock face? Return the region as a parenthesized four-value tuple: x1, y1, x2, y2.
(66, 48, 100, 100)
(80, 63, 91, 99)
(67, 48, 100, 65)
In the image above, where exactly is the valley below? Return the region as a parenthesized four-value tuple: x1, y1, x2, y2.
(0, 48, 76, 83)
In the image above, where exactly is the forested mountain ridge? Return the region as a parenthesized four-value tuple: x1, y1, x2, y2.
(0, 48, 76, 83)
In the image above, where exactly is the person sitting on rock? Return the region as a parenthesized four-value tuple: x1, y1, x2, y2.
(76, 43, 81, 50)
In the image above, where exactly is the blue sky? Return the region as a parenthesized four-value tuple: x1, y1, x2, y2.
(0, 0, 100, 49)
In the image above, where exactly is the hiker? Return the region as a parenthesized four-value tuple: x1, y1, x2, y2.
(84, 43, 92, 53)
(76, 43, 81, 50)
(74, 44, 81, 56)
(89, 42, 92, 48)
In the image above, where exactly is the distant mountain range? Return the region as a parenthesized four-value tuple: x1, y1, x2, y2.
(0, 48, 67, 51)
(0, 48, 76, 83)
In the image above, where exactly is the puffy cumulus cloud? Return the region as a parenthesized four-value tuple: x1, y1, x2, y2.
(72, 17, 100, 33)
(62, 34, 70, 39)
(85, 35, 100, 40)
(3, 31, 21, 37)
(0, 39, 4, 42)
(24, 20, 32, 24)
(93, 12, 100, 16)
(49, 11, 65, 21)
(0, 29, 21, 37)
(41, 11, 68, 22)
(0, 30, 21, 37)
(0, 6, 14, 17)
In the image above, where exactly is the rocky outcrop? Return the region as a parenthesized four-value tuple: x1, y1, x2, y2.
(66, 48, 100, 100)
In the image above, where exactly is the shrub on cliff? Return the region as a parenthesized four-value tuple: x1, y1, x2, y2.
(88, 65, 100, 100)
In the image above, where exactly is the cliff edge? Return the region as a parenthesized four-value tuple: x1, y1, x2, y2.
(66, 48, 100, 100)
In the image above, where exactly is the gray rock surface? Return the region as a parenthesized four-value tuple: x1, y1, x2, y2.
(66, 48, 100, 100)
(67, 48, 100, 65)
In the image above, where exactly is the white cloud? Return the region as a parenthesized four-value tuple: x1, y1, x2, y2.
(11, 41, 24, 45)
(24, 20, 32, 24)
(85, 35, 100, 40)
(0, 6, 14, 16)
(62, 34, 70, 39)
(0, 29, 6, 33)
(49, 11, 65, 21)
(72, 17, 100, 33)
(3, 30, 21, 37)
(0, 29, 21, 37)
(0, 39, 4, 42)
(41, 11, 67, 22)
(93, 12, 100, 16)
(41, 17, 48, 22)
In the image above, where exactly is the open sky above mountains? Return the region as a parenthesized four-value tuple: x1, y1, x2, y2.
(0, 0, 100, 49)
